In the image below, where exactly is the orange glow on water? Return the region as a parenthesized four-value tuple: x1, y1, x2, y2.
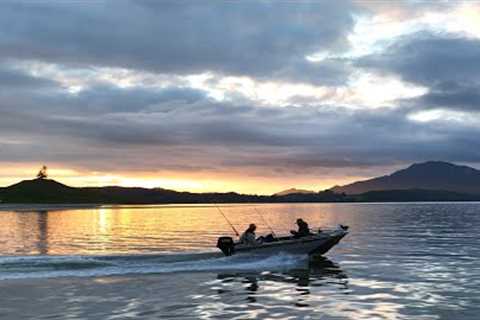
(0, 204, 345, 255)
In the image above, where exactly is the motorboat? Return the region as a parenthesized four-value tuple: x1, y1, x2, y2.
(216, 225, 348, 256)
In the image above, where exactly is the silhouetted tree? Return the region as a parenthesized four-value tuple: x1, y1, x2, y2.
(37, 165, 48, 179)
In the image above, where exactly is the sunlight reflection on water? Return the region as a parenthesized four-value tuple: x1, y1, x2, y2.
(0, 202, 479, 319)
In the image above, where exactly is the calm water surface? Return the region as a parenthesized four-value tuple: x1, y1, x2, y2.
(0, 203, 479, 319)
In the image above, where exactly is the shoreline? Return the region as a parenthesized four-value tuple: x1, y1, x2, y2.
(2, 200, 480, 212)
(0, 203, 102, 212)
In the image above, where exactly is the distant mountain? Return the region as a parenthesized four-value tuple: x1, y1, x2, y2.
(331, 161, 480, 195)
(274, 188, 316, 196)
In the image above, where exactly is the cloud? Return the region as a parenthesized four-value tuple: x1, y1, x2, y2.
(2, 75, 480, 176)
(358, 32, 480, 112)
(0, 65, 57, 89)
(1, 1, 480, 189)
(0, 1, 358, 85)
(65, 85, 209, 114)
(413, 84, 480, 112)
(358, 0, 459, 19)
(358, 32, 480, 86)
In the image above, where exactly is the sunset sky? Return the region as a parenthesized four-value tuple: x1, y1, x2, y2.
(1, 1, 480, 194)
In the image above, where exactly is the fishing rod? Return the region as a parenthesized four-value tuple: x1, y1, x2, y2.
(254, 207, 277, 238)
(215, 204, 240, 237)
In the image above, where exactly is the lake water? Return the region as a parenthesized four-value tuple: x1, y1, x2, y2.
(0, 203, 479, 319)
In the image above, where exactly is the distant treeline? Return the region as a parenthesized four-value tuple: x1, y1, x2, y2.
(1, 179, 479, 204)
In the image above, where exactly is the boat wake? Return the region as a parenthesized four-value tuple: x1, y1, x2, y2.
(0, 252, 309, 280)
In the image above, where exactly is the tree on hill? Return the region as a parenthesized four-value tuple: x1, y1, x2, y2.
(36, 165, 48, 179)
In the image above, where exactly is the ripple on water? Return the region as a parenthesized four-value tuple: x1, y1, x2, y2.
(0, 202, 479, 319)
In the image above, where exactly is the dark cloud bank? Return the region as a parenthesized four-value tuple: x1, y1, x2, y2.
(1, 1, 480, 178)
(358, 32, 480, 112)
(0, 1, 356, 85)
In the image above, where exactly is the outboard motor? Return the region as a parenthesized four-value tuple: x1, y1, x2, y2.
(216, 236, 235, 256)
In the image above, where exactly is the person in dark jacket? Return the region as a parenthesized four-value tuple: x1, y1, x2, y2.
(290, 218, 312, 238)
(239, 223, 258, 245)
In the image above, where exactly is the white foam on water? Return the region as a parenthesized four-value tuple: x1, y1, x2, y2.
(0, 252, 309, 280)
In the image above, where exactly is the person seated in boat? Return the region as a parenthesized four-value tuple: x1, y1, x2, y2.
(290, 218, 312, 238)
(239, 223, 259, 246)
